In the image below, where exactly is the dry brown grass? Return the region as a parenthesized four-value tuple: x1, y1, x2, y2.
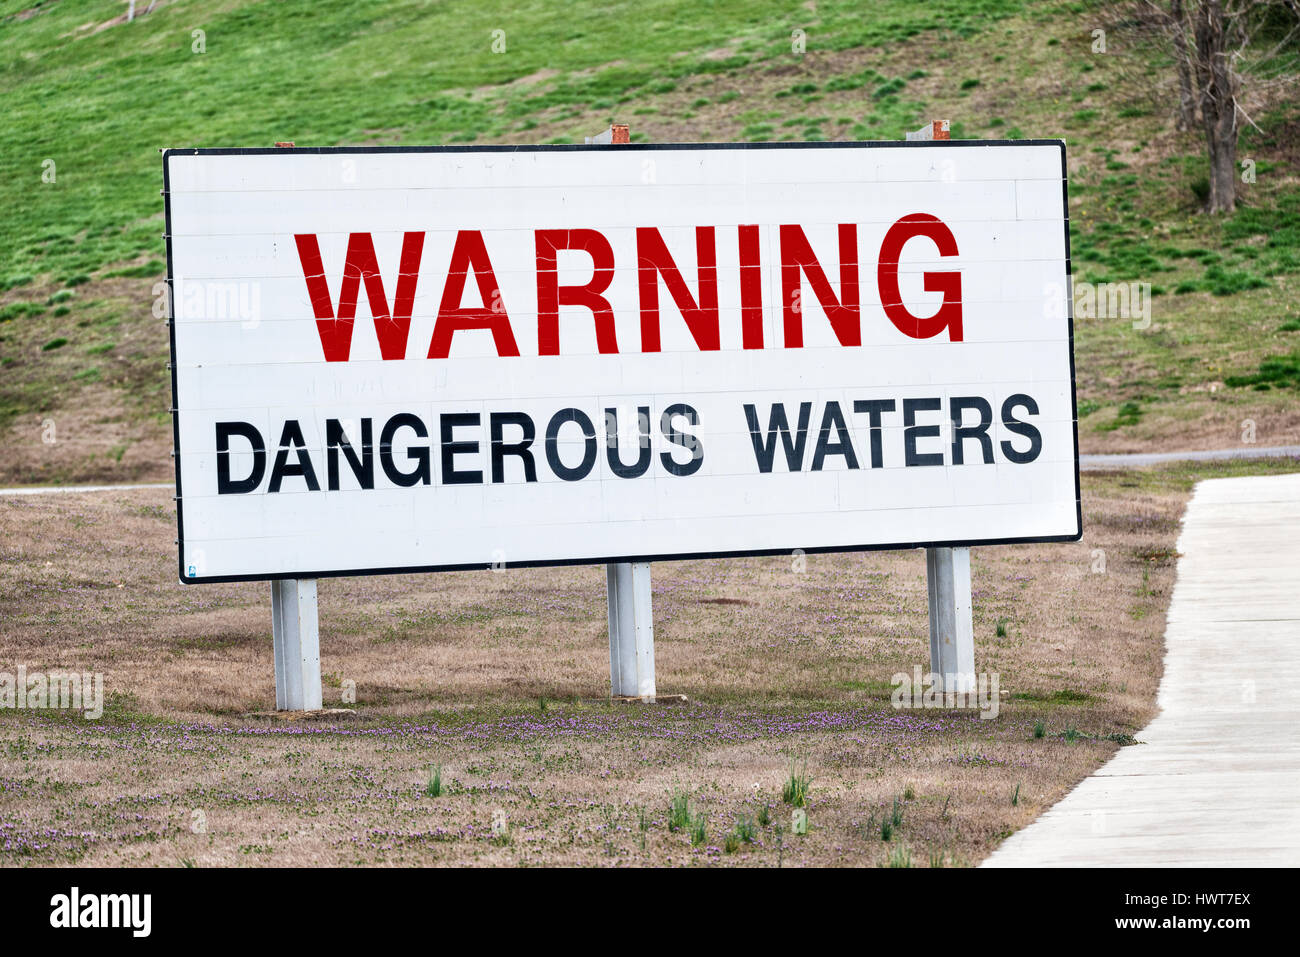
(0, 459, 1244, 867)
(1, 272, 171, 487)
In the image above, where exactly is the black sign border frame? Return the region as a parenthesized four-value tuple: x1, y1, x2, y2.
(162, 139, 1081, 584)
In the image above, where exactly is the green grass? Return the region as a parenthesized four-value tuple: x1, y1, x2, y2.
(724, 814, 757, 852)
(1089, 458, 1300, 497)
(1095, 400, 1144, 433)
(0, 0, 1025, 283)
(0, 302, 45, 322)
(1224, 352, 1300, 391)
(782, 760, 811, 808)
(688, 812, 708, 847)
(424, 765, 443, 797)
(667, 788, 692, 832)
(2, 0, 1299, 476)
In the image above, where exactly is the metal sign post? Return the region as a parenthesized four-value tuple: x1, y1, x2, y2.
(267, 139, 323, 712)
(606, 561, 656, 698)
(271, 578, 323, 710)
(907, 118, 975, 693)
(925, 546, 975, 693)
(588, 124, 658, 701)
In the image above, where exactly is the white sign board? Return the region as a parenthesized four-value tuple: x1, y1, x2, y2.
(164, 142, 1079, 583)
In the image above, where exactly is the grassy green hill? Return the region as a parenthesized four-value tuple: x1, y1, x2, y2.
(1, 0, 1297, 484)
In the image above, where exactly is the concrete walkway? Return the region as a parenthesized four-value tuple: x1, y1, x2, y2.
(0, 481, 172, 496)
(0, 482, 172, 496)
(1080, 445, 1300, 470)
(1, 447, 1295, 496)
(984, 472, 1300, 866)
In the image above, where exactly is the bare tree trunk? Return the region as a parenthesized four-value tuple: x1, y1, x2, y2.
(1193, 0, 1239, 213)
(1170, 0, 1198, 129)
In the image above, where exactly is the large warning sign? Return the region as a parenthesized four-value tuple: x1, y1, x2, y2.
(163, 141, 1079, 583)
